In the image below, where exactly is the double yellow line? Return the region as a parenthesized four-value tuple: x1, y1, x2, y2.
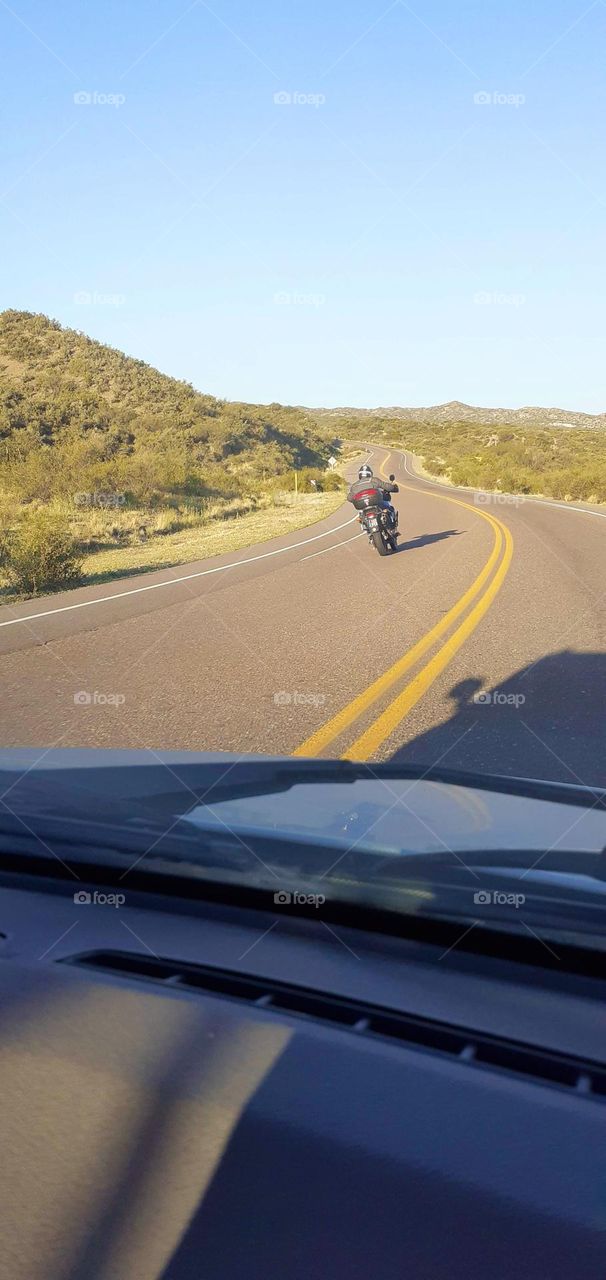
(293, 452, 514, 761)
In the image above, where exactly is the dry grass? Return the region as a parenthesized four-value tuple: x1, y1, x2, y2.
(67, 495, 263, 550)
(0, 487, 345, 602)
(67, 491, 345, 587)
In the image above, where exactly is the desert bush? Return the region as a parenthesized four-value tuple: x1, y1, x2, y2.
(3, 510, 83, 595)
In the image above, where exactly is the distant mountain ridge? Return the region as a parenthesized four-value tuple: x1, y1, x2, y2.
(311, 401, 606, 429)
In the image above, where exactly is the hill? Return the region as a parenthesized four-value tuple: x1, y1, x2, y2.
(0, 312, 345, 598)
(0, 310, 335, 505)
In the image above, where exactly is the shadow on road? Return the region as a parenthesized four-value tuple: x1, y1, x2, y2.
(396, 528, 461, 553)
(388, 649, 606, 788)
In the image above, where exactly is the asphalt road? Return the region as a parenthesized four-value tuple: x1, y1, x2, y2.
(1, 447, 604, 785)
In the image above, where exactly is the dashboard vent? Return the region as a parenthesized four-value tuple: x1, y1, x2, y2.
(63, 949, 606, 1101)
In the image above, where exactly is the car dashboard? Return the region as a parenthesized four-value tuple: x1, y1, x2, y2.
(0, 874, 605, 1280)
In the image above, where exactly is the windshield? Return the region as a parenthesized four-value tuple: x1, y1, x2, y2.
(2, 756, 606, 946)
(0, 1, 604, 949)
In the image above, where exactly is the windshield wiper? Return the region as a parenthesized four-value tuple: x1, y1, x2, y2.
(142, 761, 606, 810)
(0, 760, 604, 819)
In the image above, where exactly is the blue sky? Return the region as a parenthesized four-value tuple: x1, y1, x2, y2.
(1, 0, 605, 410)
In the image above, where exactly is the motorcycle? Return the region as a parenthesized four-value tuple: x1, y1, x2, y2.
(353, 473, 399, 556)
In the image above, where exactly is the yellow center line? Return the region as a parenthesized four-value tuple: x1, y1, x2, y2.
(293, 449, 512, 758)
(345, 519, 514, 760)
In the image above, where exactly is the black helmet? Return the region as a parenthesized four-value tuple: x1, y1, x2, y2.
(358, 464, 373, 480)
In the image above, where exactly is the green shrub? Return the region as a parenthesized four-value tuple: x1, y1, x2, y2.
(4, 510, 83, 595)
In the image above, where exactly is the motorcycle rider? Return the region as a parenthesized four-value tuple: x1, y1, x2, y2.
(347, 463, 399, 531)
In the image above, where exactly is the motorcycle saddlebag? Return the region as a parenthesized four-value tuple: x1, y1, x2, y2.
(352, 487, 382, 511)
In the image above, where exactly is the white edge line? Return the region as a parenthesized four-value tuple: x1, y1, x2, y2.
(0, 512, 358, 629)
(302, 531, 364, 561)
(401, 453, 606, 519)
(519, 497, 606, 519)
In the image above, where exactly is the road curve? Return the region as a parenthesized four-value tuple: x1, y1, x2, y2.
(0, 446, 604, 786)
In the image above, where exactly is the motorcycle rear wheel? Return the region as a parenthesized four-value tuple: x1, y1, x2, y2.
(372, 529, 388, 555)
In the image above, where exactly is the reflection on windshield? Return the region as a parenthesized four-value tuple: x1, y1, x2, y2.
(183, 779, 606, 856)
